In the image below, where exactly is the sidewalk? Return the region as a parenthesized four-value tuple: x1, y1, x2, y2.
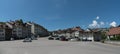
(104, 41, 120, 46)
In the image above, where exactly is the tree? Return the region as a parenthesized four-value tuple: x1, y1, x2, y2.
(19, 19, 23, 24)
(101, 31, 107, 40)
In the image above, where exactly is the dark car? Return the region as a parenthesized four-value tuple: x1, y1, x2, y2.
(59, 36, 68, 41)
(31, 36, 38, 40)
(48, 37, 54, 40)
(55, 37, 60, 40)
(23, 38, 32, 42)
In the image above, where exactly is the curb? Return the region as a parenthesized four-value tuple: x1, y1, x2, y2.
(102, 42, 120, 46)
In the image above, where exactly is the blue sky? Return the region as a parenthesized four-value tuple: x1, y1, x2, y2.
(0, 0, 120, 31)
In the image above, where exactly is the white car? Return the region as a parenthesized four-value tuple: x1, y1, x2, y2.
(23, 38, 32, 42)
(69, 38, 78, 41)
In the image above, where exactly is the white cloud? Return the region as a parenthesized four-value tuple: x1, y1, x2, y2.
(88, 16, 114, 28)
(89, 20, 100, 28)
(96, 16, 99, 20)
(100, 21, 105, 25)
(110, 21, 117, 27)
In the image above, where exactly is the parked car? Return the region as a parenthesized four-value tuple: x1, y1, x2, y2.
(69, 38, 80, 41)
(66, 37, 73, 41)
(55, 37, 60, 40)
(82, 37, 92, 41)
(75, 37, 81, 41)
(23, 38, 32, 42)
(48, 35, 59, 40)
(31, 36, 38, 40)
(48, 36, 54, 40)
(59, 36, 68, 41)
(69, 38, 77, 41)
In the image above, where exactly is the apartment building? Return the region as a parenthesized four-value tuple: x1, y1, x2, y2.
(6, 20, 30, 39)
(0, 22, 12, 40)
(27, 22, 49, 37)
(0, 19, 49, 40)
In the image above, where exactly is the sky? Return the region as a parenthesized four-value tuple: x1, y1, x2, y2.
(0, 0, 120, 31)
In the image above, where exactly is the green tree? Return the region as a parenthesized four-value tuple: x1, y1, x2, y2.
(19, 19, 23, 24)
(101, 31, 107, 40)
(116, 35, 120, 41)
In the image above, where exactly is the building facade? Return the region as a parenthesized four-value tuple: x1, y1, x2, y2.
(0, 24, 5, 40)
(52, 27, 103, 41)
(27, 22, 49, 37)
(0, 19, 49, 40)
(6, 20, 31, 39)
(107, 27, 120, 40)
(0, 22, 12, 40)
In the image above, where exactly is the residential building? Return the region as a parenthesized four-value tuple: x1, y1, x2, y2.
(80, 29, 94, 41)
(27, 22, 49, 37)
(0, 19, 49, 40)
(71, 26, 83, 37)
(6, 20, 29, 39)
(52, 27, 103, 41)
(22, 23, 31, 38)
(0, 22, 12, 40)
(107, 27, 120, 40)
(52, 26, 83, 37)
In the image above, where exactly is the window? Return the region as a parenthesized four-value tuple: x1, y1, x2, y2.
(13, 31, 16, 32)
(18, 34, 21, 35)
(2, 33, 4, 35)
(0, 29, 3, 32)
(0, 33, 4, 36)
(18, 30, 22, 32)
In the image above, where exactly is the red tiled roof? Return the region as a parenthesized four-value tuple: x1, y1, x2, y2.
(107, 27, 120, 35)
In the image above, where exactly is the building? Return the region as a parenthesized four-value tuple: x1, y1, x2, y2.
(0, 19, 49, 40)
(80, 29, 94, 41)
(0, 22, 12, 40)
(92, 29, 102, 41)
(52, 26, 83, 37)
(6, 20, 29, 39)
(27, 22, 49, 37)
(71, 26, 83, 37)
(52, 27, 103, 41)
(22, 23, 31, 38)
(107, 27, 120, 40)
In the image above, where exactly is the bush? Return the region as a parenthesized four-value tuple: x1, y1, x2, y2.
(101, 32, 107, 40)
(116, 36, 120, 40)
(101, 40, 105, 43)
(110, 36, 120, 41)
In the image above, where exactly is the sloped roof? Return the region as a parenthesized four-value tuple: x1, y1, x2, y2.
(0, 22, 11, 29)
(107, 27, 120, 35)
(72, 26, 83, 31)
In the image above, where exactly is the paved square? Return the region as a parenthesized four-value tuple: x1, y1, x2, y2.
(0, 38, 120, 54)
